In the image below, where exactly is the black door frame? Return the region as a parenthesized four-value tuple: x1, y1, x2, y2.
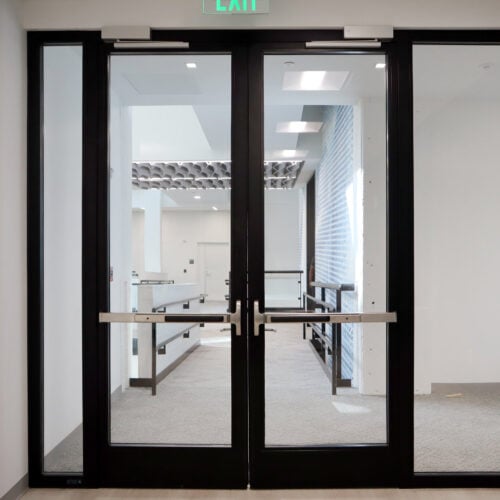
(96, 39, 250, 488)
(26, 28, 500, 490)
(247, 37, 406, 489)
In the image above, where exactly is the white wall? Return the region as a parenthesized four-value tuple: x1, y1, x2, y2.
(132, 190, 162, 273)
(43, 46, 84, 458)
(265, 189, 303, 307)
(159, 192, 302, 305)
(357, 97, 387, 395)
(265, 189, 302, 270)
(20, 0, 500, 30)
(415, 97, 500, 393)
(161, 210, 231, 285)
(0, 1, 27, 495)
(109, 90, 133, 393)
(132, 209, 145, 276)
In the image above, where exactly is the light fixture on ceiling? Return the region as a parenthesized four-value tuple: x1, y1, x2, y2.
(194, 195, 201, 199)
(301, 71, 326, 90)
(375, 62, 386, 69)
(186, 62, 197, 69)
(276, 121, 323, 133)
(212, 206, 219, 211)
(277, 150, 308, 158)
(283, 70, 349, 91)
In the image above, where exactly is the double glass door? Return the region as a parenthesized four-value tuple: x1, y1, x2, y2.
(97, 42, 397, 488)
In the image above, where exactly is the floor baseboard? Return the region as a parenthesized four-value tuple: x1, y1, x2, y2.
(1, 473, 28, 500)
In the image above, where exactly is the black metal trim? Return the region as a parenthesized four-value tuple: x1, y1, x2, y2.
(396, 29, 500, 489)
(27, 30, 45, 489)
(387, 30, 413, 490)
(248, 35, 401, 489)
(81, 33, 104, 489)
(248, 41, 266, 487)
(27, 30, 102, 489)
(306, 174, 315, 299)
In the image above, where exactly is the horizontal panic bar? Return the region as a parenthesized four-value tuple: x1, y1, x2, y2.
(99, 312, 229, 324)
(266, 312, 397, 324)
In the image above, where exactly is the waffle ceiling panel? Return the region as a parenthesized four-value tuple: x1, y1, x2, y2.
(131, 161, 304, 190)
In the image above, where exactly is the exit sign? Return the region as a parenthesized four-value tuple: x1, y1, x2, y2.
(203, 0, 270, 14)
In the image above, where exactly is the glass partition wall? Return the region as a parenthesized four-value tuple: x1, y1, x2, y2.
(414, 44, 500, 473)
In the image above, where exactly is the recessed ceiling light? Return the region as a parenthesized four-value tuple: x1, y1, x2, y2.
(301, 71, 326, 90)
(194, 195, 201, 199)
(279, 150, 308, 158)
(375, 63, 386, 69)
(212, 206, 219, 211)
(283, 70, 349, 91)
(186, 62, 197, 69)
(276, 121, 323, 133)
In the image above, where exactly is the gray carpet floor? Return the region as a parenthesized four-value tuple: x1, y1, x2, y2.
(44, 320, 500, 474)
(415, 383, 500, 472)
(265, 324, 387, 446)
(111, 323, 232, 446)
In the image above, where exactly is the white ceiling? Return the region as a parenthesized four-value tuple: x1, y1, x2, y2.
(110, 53, 386, 210)
(111, 52, 387, 163)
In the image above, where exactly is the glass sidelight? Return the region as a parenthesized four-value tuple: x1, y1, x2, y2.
(414, 44, 500, 473)
(42, 45, 84, 474)
(262, 54, 393, 447)
(104, 54, 235, 447)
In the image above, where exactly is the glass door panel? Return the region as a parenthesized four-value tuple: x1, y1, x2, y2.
(98, 49, 248, 488)
(263, 53, 390, 448)
(108, 54, 233, 447)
